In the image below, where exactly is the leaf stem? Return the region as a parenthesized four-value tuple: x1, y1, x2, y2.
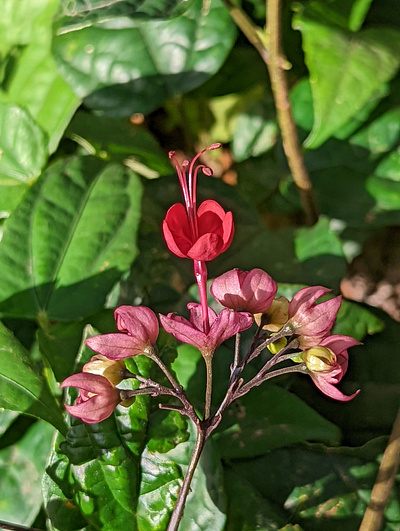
(167, 426, 206, 531)
(266, 0, 318, 224)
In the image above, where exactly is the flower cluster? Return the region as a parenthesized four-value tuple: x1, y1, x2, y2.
(62, 145, 359, 426)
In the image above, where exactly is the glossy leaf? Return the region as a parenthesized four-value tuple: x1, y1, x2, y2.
(333, 300, 384, 340)
(0, 409, 19, 437)
(0, 320, 66, 433)
(0, 421, 55, 526)
(232, 94, 278, 162)
(224, 468, 285, 531)
(231, 442, 399, 530)
(57, 0, 192, 28)
(0, 102, 47, 215)
(351, 106, 400, 154)
(53, 0, 236, 116)
(67, 111, 171, 177)
(0, 156, 143, 320)
(214, 384, 341, 459)
(294, 216, 345, 261)
(5, 45, 81, 154)
(306, 0, 373, 31)
(165, 423, 227, 531)
(294, 8, 400, 148)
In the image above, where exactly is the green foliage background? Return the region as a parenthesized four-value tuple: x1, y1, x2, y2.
(0, 0, 399, 529)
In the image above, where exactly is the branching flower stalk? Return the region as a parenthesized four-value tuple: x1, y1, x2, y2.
(61, 146, 359, 530)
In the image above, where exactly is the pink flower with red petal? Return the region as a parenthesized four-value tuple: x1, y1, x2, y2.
(211, 268, 277, 314)
(286, 286, 341, 348)
(303, 335, 360, 401)
(159, 303, 253, 357)
(85, 305, 159, 360)
(61, 373, 121, 424)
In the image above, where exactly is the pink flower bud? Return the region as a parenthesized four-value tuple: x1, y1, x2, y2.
(159, 303, 253, 357)
(303, 335, 360, 401)
(61, 373, 121, 424)
(85, 305, 159, 360)
(210, 268, 277, 314)
(286, 286, 341, 348)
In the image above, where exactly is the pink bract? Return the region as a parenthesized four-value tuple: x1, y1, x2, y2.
(211, 268, 277, 314)
(61, 372, 121, 424)
(85, 305, 159, 360)
(159, 303, 253, 357)
(307, 335, 360, 402)
(287, 286, 342, 348)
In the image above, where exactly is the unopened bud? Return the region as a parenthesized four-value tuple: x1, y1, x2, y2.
(267, 336, 287, 354)
(303, 346, 336, 373)
(83, 355, 126, 386)
(255, 296, 289, 332)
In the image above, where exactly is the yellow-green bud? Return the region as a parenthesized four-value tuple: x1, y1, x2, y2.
(83, 355, 126, 386)
(303, 346, 336, 373)
(254, 296, 289, 332)
(267, 337, 287, 354)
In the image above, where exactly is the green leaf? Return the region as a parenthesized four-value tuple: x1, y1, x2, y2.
(333, 300, 384, 340)
(351, 106, 400, 154)
(67, 111, 171, 177)
(305, 0, 373, 32)
(0, 0, 58, 55)
(164, 423, 227, 531)
(0, 409, 19, 437)
(224, 468, 285, 531)
(0, 320, 66, 433)
(293, 8, 400, 148)
(57, 0, 192, 28)
(4, 45, 81, 154)
(52, 0, 236, 116)
(232, 94, 278, 162)
(0, 421, 55, 526)
(0, 101, 48, 215)
(137, 448, 182, 531)
(294, 216, 345, 261)
(213, 384, 341, 459)
(0, 156, 143, 320)
(231, 443, 399, 530)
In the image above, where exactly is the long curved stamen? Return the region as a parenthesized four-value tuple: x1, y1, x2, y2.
(169, 151, 191, 213)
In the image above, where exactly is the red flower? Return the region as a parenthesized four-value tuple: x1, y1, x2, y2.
(162, 146, 234, 262)
(61, 373, 121, 424)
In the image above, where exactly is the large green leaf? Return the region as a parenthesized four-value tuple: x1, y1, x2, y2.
(0, 101, 47, 215)
(213, 384, 341, 459)
(0, 156, 143, 320)
(52, 0, 236, 116)
(293, 8, 400, 148)
(57, 0, 192, 28)
(230, 441, 399, 530)
(0, 321, 66, 433)
(4, 45, 81, 154)
(0, 421, 55, 527)
(305, 0, 373, 31)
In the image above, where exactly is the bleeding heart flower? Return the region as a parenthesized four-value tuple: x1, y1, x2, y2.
(162, 146, 234, 262)
(285, 286, 341, 348)
(85, 305, 159, 360)
(159, 303, 253, 357)
(302, 335, 360, 401)
(211, 268, 277, 314)
(61, 373, 121, 424)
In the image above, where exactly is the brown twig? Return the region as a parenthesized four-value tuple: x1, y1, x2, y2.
(359, 406, 400, 531)
(266, 0, 318, 225)
(223, 0, 318, 225)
